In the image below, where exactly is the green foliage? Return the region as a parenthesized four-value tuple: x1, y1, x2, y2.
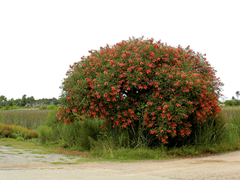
(38, 108, 103, 150)
(39, 106, 47, 110)
(37, 125, 55, 144)
(58, 37, 224, 148)
(0, 95, 60, 110)
(224, 100, 240, 106)
(0, 95, 7, 108)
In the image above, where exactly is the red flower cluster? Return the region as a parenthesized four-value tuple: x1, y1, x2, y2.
(58, 37, 224, 144)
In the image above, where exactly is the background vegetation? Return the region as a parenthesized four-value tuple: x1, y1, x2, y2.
(0, 94, 60, 110)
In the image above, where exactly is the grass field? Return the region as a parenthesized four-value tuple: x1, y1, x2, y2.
(0, 109, 50, 130)
(0, 106, 239, 130)
(221, 106, 240, 118)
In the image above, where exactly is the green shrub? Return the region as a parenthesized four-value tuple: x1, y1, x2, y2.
(39, 106, 47, 110)
(57, 37, 224, 148)
(38, 108, 103, 150)
(37, 125, 55, 144)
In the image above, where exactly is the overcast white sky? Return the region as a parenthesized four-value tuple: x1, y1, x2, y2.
(0, 0, 239, 101)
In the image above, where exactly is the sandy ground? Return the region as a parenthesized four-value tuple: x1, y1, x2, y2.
(1, 146, 240, 180)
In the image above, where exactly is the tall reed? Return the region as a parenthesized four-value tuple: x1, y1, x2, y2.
(0, 109, 49, 130)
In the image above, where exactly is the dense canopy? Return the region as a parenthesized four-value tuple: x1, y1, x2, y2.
(57, 37, 224, 144)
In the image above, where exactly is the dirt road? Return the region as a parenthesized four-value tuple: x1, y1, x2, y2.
(1, 146, 240, 180)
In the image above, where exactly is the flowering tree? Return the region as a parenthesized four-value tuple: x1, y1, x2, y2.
(57, 37, 224, 147)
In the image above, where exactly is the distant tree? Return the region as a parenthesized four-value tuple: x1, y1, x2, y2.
(21, 94, 27, 106)
(0, 95, 7, 108)
(232, 96, 236, 101)
(225, 100, 236, 106)
(236, 91, 240, 100)
(52, 97, 59, 105)
(6, 98, 14, 106)
(26, 96, 35, 105)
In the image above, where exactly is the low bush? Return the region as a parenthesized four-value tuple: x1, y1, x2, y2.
(38, 108, 103, 150)
(0, 122, 38, 139)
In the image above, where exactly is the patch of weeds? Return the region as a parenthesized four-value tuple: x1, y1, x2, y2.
(58, 158, 65, 161)
(18, 152, 23, 154)
(4, 143, 12, 146)
(16, 137, 24, 141)
(34, 156, 45, 158)
(31, 151, 49, 154)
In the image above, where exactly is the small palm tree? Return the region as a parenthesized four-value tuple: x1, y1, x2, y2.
(236, 91, 240, 100)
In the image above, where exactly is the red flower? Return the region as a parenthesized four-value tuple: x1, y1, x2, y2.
(147, 102, 153, 106)
(66, 107, 71, 113)
(65, 119, 70, 124)
(146, 69, 151, 74)
(149, 51, 155, 56)
(181, 74, 187, 79)
(168, 75, 173, 78)
(104, 82, 108, 85)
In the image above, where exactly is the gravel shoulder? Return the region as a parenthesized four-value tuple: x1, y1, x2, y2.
(1, 146, 240, 180)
